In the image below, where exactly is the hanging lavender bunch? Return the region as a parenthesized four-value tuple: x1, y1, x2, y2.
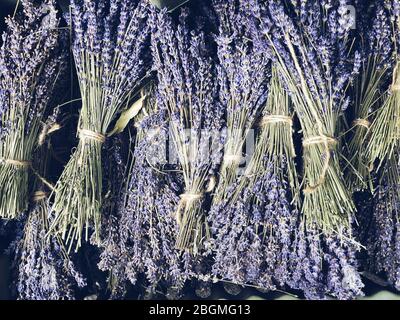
(0, 0, 66, 219)
(8, 125, 86, 300)
(99, 105, 195, 298)
(207, 158, 298, 291)
(207, 67, 298, 291)
(346, 0, 394, 191)
(250, 0, 360, 233)
(211, 0, 271, 207)
(366, 0, 400, 170)
(366, 156, 400, 291)
(150, 7, 224, 252)
(49, 0, 151, 251)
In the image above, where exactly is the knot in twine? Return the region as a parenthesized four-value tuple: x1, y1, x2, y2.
(1, 158, 31, 168)
(352, 118, 371, 130)
(77, 129, 106, 166)
(174, 192, 203, 227)
(32, 191, 47, 202)
(302, 135, 338, 194)
(261, 115, 293, 126)
(224, 154, 242, 165)
(78, 129, 106, 144)
(391, 64, 400, 93)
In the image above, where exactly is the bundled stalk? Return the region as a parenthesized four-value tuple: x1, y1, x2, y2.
(211, 0, 271, 206)
(252, 0, 360, 232)
(0, 0, 66, 219)
(100, 111, 195, 299)
(365, 0, 400, 170)
(246, 0, 365, 299)
(49, 0, 151, 251)
(233, 65, 298, 203)
(207, 66, 299, 290)
(8, 115, 86, 300)
(150, 7, 224, 253)
(98, 89, 193, 298)
(346, 1, 393, 191)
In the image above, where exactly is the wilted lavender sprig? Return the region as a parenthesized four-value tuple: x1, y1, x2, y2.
(49, 0, 151, 251)
(211, 0, 271, 206)
(248, 0, 359, 232)
(150, 7, 224, 252)
(0, 0, 66, 219)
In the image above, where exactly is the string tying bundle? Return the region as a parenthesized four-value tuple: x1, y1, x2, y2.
(223, 154, 242, 165)
(353, 118, 371, 130)
(32, 191, 48, 203)
(261, 114, 293, 126)
(303, 135, 338, 193)
(1, 158, 32, 168)
(175, 192, 204, 227)
(78, 129, 106, 144)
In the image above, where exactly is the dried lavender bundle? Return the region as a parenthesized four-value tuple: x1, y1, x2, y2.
(206, 66, 299, 291)
(150, 7, 224, 252)
(0, 0, 66, 219)
(99, 107, 196, 298)
(49, 0, 151, 251)
(8, 128, 86, 300)
(250, 0, 360, 233)
(366, 0, 400, 171)
(211, 0, 271, 206)
(9, 204, 86, 300)
(346, 1, 393, 191)
(366, 155, 400, 290)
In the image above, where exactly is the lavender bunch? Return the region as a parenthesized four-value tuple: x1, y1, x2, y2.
(8, 127, 86, 300)
(366, 155, 400, 290)
(211, 0, 271, 206)
(150, 7, 224, 252)
(0, 0, 66, 219)
(99, 105, 196, 298)
(49, 0, 151, 251)
(346, 1, 393, 191)
(206, 67, 299, 291)
(366, 0, 400, 171)
(249, 0, 360, 232)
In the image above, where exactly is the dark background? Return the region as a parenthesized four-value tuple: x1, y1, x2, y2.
(0, 0, 15, 32)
